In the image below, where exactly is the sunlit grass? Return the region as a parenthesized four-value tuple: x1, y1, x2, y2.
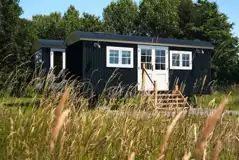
(0, 67, 238, 159)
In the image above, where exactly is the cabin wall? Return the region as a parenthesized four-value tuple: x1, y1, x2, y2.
(82, 41, 138, 95)
(168, 47, 212, 95)
(66, 41, 83, 78)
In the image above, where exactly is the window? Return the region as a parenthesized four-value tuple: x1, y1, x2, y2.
(109, 50, 119, 64)
(107, 46, 134, 68)
(170, 51, 192, 70)
(182, 54, 190, 67)
(141, 49, 152, 69)
(155, 50, 166, 70)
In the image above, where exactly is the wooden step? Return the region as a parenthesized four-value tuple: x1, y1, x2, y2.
(158, 103, 188, 107)
(158, 93, 181, 96)
(158, 98, 185, 101)
(158, 100, 185, 103)
(158, 95, 181, 98)
(155, 90, 189, 108)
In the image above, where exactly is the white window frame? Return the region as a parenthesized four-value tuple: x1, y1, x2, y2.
(106, 46, 134, 68)
(50, 48, 66, 69)
(170, 50, 192, 70)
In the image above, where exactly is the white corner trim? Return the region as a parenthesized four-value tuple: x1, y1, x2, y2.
(62, 52, 66, 69)
(106, 46, 134, 68)
(50, 50, 54, 69)
(170, 50, 192, 70)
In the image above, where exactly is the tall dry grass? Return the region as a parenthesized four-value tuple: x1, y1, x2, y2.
(0, 68, 238, 159)
(0, 91, 238, 159)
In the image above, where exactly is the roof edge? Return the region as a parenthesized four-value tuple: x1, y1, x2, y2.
(65, 31, 81, 46)
(80, 37, 214, 49)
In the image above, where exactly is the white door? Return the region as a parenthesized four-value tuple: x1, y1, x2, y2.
(154, 48, 169, 91)
(138, 45, 169, 91)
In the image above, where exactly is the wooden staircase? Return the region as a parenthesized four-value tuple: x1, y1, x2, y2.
(157, 90, 190, 108)
(141, 63, 190, 109)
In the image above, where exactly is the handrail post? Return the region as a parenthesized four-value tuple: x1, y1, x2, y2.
(141, 63, 146, 92)
(154, 80, 158, 107)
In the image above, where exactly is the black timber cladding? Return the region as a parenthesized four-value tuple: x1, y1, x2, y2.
(66, 41, 83, 78)
(82, 41, 138, 94)
(66, 31, 214, 49)
(41, 48, 50, 72)
(168, 47, 212, 95)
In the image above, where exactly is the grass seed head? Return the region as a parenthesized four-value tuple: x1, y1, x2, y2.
(195, 98, 228, 157)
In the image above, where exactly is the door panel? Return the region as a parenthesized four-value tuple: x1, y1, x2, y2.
(138, 48, 154, 91)
(138, 45, 169, 91)
(154, 49, 169, 91)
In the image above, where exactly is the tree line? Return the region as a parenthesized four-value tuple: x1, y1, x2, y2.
(0, 0, 238, 86)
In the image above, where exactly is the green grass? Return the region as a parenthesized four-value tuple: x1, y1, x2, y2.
(195, 89, 239, 110)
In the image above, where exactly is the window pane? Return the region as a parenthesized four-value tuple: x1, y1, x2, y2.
(155, 64, 161, 70)
(145, 63, 152, 70)
(156, 50, 165, 57)
(172, 53, 180, 66)
(122, 58, 131, 64)
(161, 64, 166, 70)
(161, 50, 165, 57)
(141, 56, 146, 63)
(146, 49, 152, 56)
(122, 51, 131, 58)
(183, 61, 190, 67)
(109, 50, 119, 64)
(160, 57, 165, 63)
(141, 49, 146, 56)
(182, 54, 189, 61)
(155, 49, 166, 70)
(110, 57, 119, 64)
(146, 56, 152, 62)
(156, 50, 161, 57)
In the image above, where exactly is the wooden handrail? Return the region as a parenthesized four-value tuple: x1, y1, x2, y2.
(142, 64, 154, 85)
(141, 63, 158, 107)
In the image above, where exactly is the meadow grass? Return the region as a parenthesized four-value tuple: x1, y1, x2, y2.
(195, 86, 239, 110)
(0, 91, 238, 160)
(0, 69, 239, 159)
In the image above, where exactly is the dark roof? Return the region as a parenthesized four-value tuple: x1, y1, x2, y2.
(38, 39, 65, 48)
(32, 39, 65, 53)
(65, 31, 214, 49)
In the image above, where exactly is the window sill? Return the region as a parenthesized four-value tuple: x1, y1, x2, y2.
(106, 64, 134, 68)
(170, 66, 192, 70)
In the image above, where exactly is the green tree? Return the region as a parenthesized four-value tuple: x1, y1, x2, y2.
(193, 0, 239, 84)
(103, 0, 139, 35)
(81, 13, 104, 32)
(177, 0, 197, 39)
(0, 0, 36, 95)
(32, 12, 65, 39)
(0, 0, 23, 78)
(62, 5, 82, 36)
(139, 0, 180, 37)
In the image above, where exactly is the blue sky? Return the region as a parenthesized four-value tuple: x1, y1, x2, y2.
(19, 0, 239, 37)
